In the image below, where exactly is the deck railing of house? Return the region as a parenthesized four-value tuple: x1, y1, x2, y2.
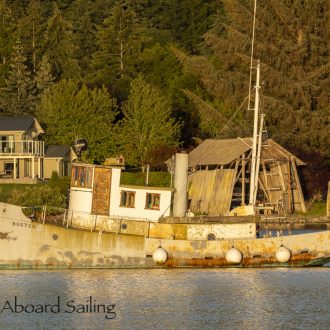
(0, 140, 45, 156)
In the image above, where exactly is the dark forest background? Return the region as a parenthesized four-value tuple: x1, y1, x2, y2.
(0, 0, 329, 197)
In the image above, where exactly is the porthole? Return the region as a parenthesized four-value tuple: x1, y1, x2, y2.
(207, 233, 216, 241)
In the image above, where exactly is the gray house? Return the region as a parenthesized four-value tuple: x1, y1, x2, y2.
(0, 116, 77, 183)
(0, 117, 44, 182)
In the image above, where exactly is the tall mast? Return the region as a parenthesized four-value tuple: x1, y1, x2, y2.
(254, 112, 264, 204)
(249, 60, 261, 208)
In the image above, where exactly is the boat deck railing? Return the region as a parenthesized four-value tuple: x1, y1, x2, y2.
(22, 205, 290, 227)
(21, 206, 155, 229)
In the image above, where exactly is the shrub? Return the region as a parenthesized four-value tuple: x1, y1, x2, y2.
(48, 171, 70, 195)
(9, 185, 65, 208)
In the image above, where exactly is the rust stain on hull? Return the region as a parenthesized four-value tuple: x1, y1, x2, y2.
(165, 254, 330, 268)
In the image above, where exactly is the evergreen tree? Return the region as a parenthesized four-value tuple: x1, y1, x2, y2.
(162, 0, 218, 53)
(136, 0, 218, 52)
(35, 55, 54, 96)
(120, 75, 181, 167)
(177, 0, 330, 157)
(91, 1, 145, 99)
(66, 0, 98, 76)
(43, 4, 80, 80)
(0, 0, 15, 87)
(0, 38, 36, 116)
(18, 0, 47, 73)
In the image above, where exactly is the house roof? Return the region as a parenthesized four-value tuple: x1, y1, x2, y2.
(261, 139, 305, 166)
(45, 145, 72, 158)
(188, 138, 305, 167)
(0, 116, 36, 131)
(189, 138, 252, 167)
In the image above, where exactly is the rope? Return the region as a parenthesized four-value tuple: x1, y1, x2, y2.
(216, 94, 250, 138)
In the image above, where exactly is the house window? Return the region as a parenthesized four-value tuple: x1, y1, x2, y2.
(71, 166, 93, 188)
(145, 193, 160, 210)
(120, 191, 135, 208)
(4, 162, 14, 176)
(1, 135, 14, 153)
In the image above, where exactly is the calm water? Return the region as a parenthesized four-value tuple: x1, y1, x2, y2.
(0, 267, 330, 330)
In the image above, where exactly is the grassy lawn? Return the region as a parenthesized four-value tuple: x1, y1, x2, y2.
(120, 171, 171, 187)
(295, 201, 327, 217)
(305, 201, 327, 217)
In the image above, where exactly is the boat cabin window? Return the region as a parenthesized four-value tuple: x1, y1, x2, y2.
(145, 193, 160, 210)
(120, 191, 135, 208)
(71, 166, 93, 188)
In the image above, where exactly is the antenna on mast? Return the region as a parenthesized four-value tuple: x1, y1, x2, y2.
(248, 0, 257, 110)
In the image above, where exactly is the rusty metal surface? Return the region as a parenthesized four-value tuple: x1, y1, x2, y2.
(164, 254, 330, 268)
(91, 167, 112, 215)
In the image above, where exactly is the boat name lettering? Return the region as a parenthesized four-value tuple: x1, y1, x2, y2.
(12, 222, 35, 229)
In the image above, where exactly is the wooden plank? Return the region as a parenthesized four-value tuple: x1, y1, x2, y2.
(188, 169, 236, 216)
(208, 169, 236, 216)
(291, 158, 306, 213)
(188, 170, 217, 214)
(277, 163, 286, 191)
(258, 177, 270, 200)
(287, 162, 292, 213)
(241, 153, 246, 205)
(262, 162, 268, 189)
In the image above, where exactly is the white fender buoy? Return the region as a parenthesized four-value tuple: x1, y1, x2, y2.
(225, 247, 242, 264)
(275, 246, 291, 263)
(152, 247, 168, 264)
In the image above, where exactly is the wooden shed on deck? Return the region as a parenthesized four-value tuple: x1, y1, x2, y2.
(188, 138, 306, 216)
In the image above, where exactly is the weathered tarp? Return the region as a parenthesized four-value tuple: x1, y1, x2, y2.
(188, 169, 236, 216)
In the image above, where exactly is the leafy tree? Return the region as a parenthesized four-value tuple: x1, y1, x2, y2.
(43, 4, 80, 80)
(120, 75, 181, 167)
(0, 38, 36, 116)
(138, 43, 201, 145)
(37, 79, 118, 163)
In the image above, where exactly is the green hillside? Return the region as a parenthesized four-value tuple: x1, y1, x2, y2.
(0, 0, 328, 196)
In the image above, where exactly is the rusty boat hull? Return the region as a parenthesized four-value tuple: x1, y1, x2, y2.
(0, 203, 330, 269)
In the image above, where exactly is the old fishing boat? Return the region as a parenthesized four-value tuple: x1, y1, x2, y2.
(0, 147, 330, 269)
